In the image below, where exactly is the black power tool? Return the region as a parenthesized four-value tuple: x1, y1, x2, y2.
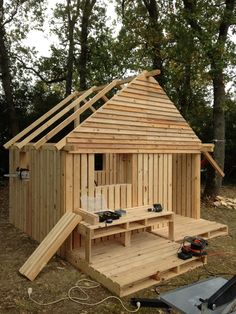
(178, 236, 208, 260)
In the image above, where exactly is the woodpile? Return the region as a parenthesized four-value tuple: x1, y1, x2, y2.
(214, 196, 236, 210)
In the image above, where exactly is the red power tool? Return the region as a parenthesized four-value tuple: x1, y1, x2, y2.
(178, 236, 208, 260)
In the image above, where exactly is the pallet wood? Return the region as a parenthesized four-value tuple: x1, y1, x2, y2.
(151, 214, 228, 241)
(77, 207, 174, 262)
(67, 232, 207, 297)
(3, 92, 78, 149)
(203, 151, 225, 177)
(19, 212, 82, 281)
(172, 153, 201, 218)
(5, 69, 229, 298)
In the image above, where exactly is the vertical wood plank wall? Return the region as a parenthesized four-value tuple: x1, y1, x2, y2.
(94, 154, 131, 186)
(131, 153, 173, 211)
(172, 153, 200, 218)
(67, 153, 132, 211)
(9, 148, 201, 245)
(9, 146, 65, 243)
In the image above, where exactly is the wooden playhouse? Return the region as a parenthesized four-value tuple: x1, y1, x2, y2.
(4, 69, 228, 296)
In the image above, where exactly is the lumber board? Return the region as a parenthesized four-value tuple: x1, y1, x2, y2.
(203, 151, 225, 177)
(144, 69, 161, 77)
(16, 88, 95, 149)
(19, 212, 82, 281)
(67, 232, 207, 297)
(74, 116, 193, 133)
(55, 80, 119, 150)
(152, 214, 228, 242)
(67, 148, 201, 154)
(4, 92, 78, 148)
(201, 143, 214, 152)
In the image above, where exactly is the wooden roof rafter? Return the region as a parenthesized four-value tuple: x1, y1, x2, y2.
(59, 70, 203, 153)
(4, 69, 162, 150)
(15, 87, 96, 149)
(3, 91, 79, 149)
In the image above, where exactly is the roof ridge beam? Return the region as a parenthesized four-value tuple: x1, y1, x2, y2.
(143, 69, 161, 77)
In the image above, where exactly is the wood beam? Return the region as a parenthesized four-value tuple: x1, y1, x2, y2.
(144, 69, 161, 77)
(203, 151, 225, 177)
(201, 143, 215, 152)
(3, 91, 79, 149)
(16, 87, 96, 149)
(55, 79, 119, 150)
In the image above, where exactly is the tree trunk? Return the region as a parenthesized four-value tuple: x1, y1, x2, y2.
(142, 0, 164, 85)
(65, 19, 75, 96)
(204, 70, 225, 197)
(78, 0, 96, 90)
(182, 0, 235, 199)
(0, 15, 19, 136)
(78, 7, 89, 90)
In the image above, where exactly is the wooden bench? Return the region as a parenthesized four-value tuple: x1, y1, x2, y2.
(77, 206, 174, 263)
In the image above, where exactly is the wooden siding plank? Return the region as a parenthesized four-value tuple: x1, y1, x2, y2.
(65, 153, 73, 212)
(186, 154, 192, 218)
(88, 154, 95, 200)
(181, 154, 187, 216)
(81, 154, 88, 204)
(137, 154, 143, 206)
(143, 154, 148, 205)
(153, 154, 158, 203)
(73, 154, 81, 209)
(192, 154, 201, 219)
(55, 80, 119, 150)
(132, 154, 138, 206)
(158, 154, 163, 207)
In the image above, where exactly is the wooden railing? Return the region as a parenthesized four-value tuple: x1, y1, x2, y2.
(94, 184, 132, 210)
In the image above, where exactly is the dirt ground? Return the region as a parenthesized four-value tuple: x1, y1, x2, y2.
(0, 182, 236, 314)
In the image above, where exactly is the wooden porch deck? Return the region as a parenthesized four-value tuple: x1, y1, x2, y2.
(66, 232, 207, 297)
(152, 214, 228, 242)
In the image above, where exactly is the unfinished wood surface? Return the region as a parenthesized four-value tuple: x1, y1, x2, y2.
(67, 232, 207, 297)
(19, 212, 82, 281)
(65, 73, 201, 152)
(78, 207, 174, 263)
(94, 154, 118, 185)
(3, 92, 78, 149)
(8, 147, 65, 243)
(203, 151, 225, 177)
(5, 69, 202, 154)
(74, 208, 99, 225)
(94, 184, 132, 210)
(172, 153, 201, 218)
(16, 88, 95, 149)
(152, 214, 228, 242)
(131, 153, 172, 210)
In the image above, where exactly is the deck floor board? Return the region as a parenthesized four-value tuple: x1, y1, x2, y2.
(67, 231, 207, 296)
(152, 215, 228, 241)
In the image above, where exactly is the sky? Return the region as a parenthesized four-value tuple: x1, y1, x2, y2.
(22, 0, 235, 93)
(23, 0, 118, 57)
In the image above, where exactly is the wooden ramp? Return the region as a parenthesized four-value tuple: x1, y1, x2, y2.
(67, 232, 207, 297)
(152, 215, 228, 242)
(19, 212, 82, 281)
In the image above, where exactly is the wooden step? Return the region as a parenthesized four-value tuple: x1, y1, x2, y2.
(19, 212, 82, 281)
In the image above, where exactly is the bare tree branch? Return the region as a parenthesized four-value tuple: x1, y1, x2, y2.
(3, 0, 28, 25)
(15, 56, 66, 84)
